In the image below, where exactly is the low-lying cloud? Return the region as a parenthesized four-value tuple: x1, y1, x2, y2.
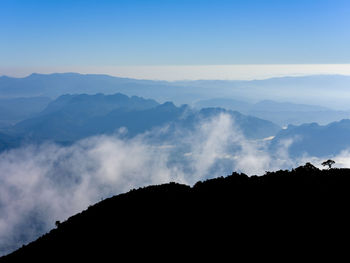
(0, 113, 348, 255)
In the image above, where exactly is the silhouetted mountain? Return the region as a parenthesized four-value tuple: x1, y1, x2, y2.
(193, 107, 280, 139)
(176, 75, 350, 109)
(2, 163, 349, 261)
(0, 132, 21, 152)
(251, 100, 329, 112)
(194, 98, 350, 126)
(0, 73, 158, 98)
(0, 73, 198, 104)
(270, 119, 350, 157)
(0, 97, 51, 127)
(194, 98, 252, 112)
(39, 93, 158, 116)
(249, 100, 350, 126)
(3, 73, 350, 109)
(5, 93, 280, 144)
(8, 93, 160, 142)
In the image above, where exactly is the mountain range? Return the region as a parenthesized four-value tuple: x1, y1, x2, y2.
(2, 73, 350, 109)
(0, 97, 51, 128)
(195, 98, 350, 126)
(0, 73, 191, 104)
(1, 93, 280, 146)
(2, 73, 350, 258)
(176, 74, 350, 109)
(0, 132, 20, 151)
(2, 90, 350, 158)
(270, 119, 350, 157)
(1, 163, 349, 261)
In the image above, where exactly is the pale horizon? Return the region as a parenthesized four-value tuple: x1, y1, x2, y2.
(2, 64, 350, 81)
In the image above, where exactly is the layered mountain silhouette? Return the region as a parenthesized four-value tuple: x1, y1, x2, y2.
(176, 75, 350, 109)
(0, 73, 195, 104)
(2, 93, 280, 145)
(0, 97, 51, 127)
(3, 91, 350, 160)
(1, 163, 349, 261)
(270, 119, 350, 157)
(2, 73, 350, 109)
(0, 132, 20, 151)
(195, 98, 350, 126)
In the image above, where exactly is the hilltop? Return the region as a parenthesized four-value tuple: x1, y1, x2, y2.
(270, 119, 350, 157)
(0, 93, 280, 147)
(2, 163, 350, 261)
(2, 73, 350, 109)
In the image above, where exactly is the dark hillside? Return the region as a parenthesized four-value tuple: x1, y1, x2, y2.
(2, 163, 350, 261)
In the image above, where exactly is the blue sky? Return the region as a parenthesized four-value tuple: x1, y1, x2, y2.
(1, 0, 350, 78)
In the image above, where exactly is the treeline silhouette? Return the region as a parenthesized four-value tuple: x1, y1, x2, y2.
(2, 163, 350, 261)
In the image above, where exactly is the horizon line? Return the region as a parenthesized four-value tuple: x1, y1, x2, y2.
(1, 64, 350, 81)
(2, 72, 350, 83)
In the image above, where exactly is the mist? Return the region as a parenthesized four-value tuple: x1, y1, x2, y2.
(0, 113, 348, 255)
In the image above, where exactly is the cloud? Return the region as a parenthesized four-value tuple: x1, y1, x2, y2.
(0, 112, 344, 255)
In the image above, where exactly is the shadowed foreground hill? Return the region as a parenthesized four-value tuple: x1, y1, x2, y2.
(2, 163, 350, 261)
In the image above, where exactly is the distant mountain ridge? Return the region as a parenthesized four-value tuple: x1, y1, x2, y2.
(2, 90, 350, 159)
(0, 73, 188, 103)
(270, 119, 350, 157)
(0, 132, 20, 151)
(4, 93, 280, 144)
(39, 93, 159, 117)
(195, 98, 350, 126)
(2, 72, 350, 128)
(0, 97, 51, 127)
(2, 73, 350, 108)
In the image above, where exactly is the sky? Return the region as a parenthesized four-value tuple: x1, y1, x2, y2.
(1, 0, 350, 79)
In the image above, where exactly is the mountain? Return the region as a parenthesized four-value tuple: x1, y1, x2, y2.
(0, 132, 21, 152)
(6, 93, 158, 142)
(192, 107, 280, 139)
(0, 73, 157, 98)
(194, 98, 252, 112)
(176, 75, 350, 109)
(270, 119, 350, 157)
(194, 98, 350, 126)
(0, 97, 51, 128)
(39, 93, 159, 117)
(2, 163, 349, 261)
(3, 73, 350, 109)
(4, 93, 280, 144)
(249, 100, 350, 126)
(251, 100, 329, 112)
(0, 73, 198, 104)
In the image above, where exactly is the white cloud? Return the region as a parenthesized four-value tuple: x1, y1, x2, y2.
(0, 113, 241, 254)
(0, 112, 348, 255)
